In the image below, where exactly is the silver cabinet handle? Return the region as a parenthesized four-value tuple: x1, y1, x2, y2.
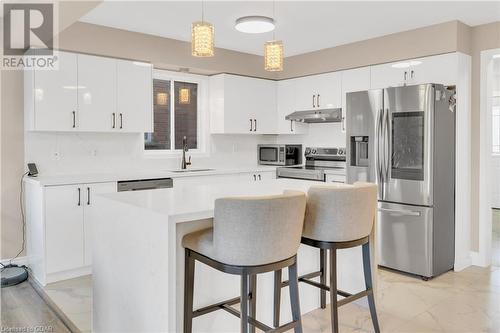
(87, 187, 90, 205)
(410, 70, 415, 79)
(253, 174, 256, 181)
(253, 119, 257, 132)
(250, 119, 253, 132)
(312, 94, 316, 108)
(404, 71, 408, 82)
(119, 113, 123, 129)
(317, 94, 320, 108)
(378, 207, 421, 217)
(77, 188, 81, 206)
(258, 174, 261, 181)
(290, 120, 294, 132)
(112, 113, 116, 129)
(72, 111, 76, 128)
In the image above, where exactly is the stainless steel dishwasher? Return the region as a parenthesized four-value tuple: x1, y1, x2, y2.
(117, 178, 173, 191)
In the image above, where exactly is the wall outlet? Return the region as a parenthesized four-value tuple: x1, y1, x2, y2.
(53, 151, 61, 160)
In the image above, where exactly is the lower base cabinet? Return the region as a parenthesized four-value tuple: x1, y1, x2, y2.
(26, 181, 116, 286)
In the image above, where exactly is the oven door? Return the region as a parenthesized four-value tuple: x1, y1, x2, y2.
(258, 146, 283, 165)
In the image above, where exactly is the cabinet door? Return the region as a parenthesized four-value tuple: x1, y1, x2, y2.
(407, 54, 458, 86)
(370, 63, 407, 89)
(341, 67, 371, 132)
(294, 76, 316, 111)
(258, 171, 276, 181)
(116, 60, 153, 133)
(45, 185, 84, 274)
(277, 80, 308, 134)
(83, 182, 117, 266)
(315, 72, 342, 109)
(33, 51, 78, 131)
(253, 79, 277, 134)
(78, 55, 117, 132)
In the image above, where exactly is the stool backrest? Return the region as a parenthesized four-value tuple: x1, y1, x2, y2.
(303, 182, 377, 242)
(213, 190, 306, 266)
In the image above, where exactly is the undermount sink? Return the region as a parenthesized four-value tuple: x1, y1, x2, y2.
(170, 168, 215, 173)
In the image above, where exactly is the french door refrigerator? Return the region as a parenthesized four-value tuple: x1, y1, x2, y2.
(346, 84, 455, 279)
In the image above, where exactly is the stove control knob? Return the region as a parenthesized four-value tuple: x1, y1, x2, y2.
(312, 149, 317, 154)
(305, 148, 311, 155)
(338, 149, 344, 155)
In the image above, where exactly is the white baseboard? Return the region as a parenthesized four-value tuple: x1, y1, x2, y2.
(470, 251, 489, 267)
(1, 256, 27, 267)
(454, 255, 472, 272)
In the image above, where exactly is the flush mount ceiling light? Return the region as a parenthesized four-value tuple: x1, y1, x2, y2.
(191, 1, 214, 57)
(391, 60, 422, 69)
(235, 16, 275, 34)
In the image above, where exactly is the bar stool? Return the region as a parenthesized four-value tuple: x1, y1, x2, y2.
(273, 183, 380, 333)
(182, 191, 307, 333)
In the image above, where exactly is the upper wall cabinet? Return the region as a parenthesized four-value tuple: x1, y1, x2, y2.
(341, 67, 371, 132)
(370, 53, 459, 89)
(294, 72, 342, 111)
(209, 74, 277, 134)
(25, 51, 153, 133)
(276, 80, 308, 134)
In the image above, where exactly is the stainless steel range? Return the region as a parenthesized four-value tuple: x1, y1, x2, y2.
(276, 147, 346, 181)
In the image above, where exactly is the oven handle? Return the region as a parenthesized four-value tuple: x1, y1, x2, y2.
(378, 207, 421, 217)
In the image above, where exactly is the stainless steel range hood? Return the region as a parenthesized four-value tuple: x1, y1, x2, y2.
(285, 108, 342, 123)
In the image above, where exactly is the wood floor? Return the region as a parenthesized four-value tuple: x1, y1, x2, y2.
(1, 281, 71, 333)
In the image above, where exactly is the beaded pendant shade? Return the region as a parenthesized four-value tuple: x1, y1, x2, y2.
(191, 21, 214, 57)
(264, 40, 284, 72)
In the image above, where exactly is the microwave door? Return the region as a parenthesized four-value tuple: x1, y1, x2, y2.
(383, 85, 434, 206)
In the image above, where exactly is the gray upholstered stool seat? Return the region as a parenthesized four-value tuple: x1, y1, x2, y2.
(182, 191, 307, 333)
(273, 182, 380, 333)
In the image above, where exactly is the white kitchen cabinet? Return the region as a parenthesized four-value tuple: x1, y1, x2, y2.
(26, 180, 116, 285)
(209, 74, 277, 134)
(25, 51, 78, 131)
(276, 80, 308, 134)
(293, 72, 342, 111)
(341, 67, 371, 132)
(25, 52, 152, 133)
(371, 53, 459, 89)
(240, 171, 276, 182)
(325, 174, 346, 183)
(45, 184, 84, 274)
(83, 182, 117, 266)
(173, 174, 241, 187)
(78, 55, 117, 132)
(116, 60, 153, 133)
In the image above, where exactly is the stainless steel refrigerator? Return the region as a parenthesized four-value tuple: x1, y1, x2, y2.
(346, 84, 455, 279)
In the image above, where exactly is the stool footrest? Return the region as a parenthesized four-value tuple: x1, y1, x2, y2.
(192, 296, 240, 318)
(219, 303, 299, 333)
(337, 289, 373, 307)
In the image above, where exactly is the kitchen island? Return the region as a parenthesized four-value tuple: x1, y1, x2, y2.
(92, 178, 376, 332)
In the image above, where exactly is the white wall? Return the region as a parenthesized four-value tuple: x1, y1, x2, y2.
(276, 123, 346, 148)
(25, 132, 276, 176)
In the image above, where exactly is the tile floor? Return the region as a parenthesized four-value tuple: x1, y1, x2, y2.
(40, 265, 500, 333)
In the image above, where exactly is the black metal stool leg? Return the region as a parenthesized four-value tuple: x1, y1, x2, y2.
(184, 249, 195, 333)
(249, 274, 257, 333)
(329, 248, 339, 333)
(362, 242, 380, 333)
(273, 269, 282, 328)
(241, 274, 249, 333)
(288, 261, 303, 333)
(320, 248, 327, 309)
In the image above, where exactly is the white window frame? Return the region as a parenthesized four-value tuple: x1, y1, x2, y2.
(144, 69, 209, 157)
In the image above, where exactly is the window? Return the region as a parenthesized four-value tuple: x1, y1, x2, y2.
(145, 72, 201, 152)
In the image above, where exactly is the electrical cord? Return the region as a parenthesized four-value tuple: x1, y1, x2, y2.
(9, 172, 29, 266)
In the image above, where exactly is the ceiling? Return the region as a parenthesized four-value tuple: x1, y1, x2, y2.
(80, 1, 500, 57)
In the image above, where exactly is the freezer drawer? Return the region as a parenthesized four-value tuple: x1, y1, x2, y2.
(377, 202, 433, 277)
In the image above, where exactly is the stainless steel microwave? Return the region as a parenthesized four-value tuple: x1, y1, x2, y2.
(257, 144, 302, 166)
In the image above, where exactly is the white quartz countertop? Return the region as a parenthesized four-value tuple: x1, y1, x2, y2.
(100, 178, 342, 224)
(24, 165, 279, 186)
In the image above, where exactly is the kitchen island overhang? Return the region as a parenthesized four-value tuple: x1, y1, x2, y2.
(92, 179, 377, 332)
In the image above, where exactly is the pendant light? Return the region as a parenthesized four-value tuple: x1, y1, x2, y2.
(191, 1, 214, 57)
(264, 1, 283, 71)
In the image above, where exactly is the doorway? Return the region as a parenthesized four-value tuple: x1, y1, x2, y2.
(479, 48, 500, 267)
